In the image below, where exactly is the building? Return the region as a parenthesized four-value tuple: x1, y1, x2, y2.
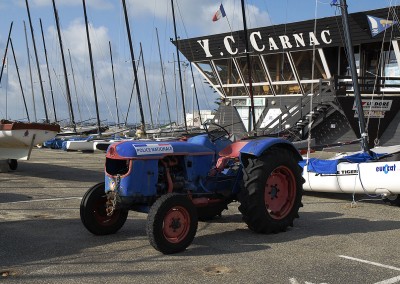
(175, 6, 400, 150)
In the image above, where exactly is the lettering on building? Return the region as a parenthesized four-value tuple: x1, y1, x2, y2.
(197, 30, 332, 58)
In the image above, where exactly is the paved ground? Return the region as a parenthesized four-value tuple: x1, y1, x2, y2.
(1, 148, 400, 284)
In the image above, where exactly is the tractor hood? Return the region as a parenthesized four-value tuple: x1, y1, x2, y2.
(106, 140, 215, 160)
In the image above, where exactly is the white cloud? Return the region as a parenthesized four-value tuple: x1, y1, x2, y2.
(124, 0, 271, 37)
(48, 19, 110, 63)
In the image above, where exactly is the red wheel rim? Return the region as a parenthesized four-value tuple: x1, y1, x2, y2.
(163, 206, 191, 244)
(93, 197, 121, 226)
(264, 166, 296, 220)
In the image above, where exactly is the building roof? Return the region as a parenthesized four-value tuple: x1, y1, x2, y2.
(175, 6, 400, 62)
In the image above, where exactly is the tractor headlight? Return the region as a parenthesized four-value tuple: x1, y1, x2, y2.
(109, 179, 116, 191)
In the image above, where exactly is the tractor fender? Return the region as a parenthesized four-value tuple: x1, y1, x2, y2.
(239, 137, 302, 161)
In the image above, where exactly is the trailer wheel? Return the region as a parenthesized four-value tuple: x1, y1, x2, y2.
(147, 193, 198, 254)
(80, 182, 128, 235)
(238, 147, 303, 233)
(383, 194, 400, 206)
(8, 159, 18, 171)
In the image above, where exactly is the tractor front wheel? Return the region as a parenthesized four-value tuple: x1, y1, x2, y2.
(238, 147, 304, 233)
(147, 193, 198, 254)
(80, 182, 128, 235)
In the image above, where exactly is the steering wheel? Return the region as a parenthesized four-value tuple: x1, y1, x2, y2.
(204, 121, 230, 142)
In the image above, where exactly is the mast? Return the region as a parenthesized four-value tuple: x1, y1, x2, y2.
(139, 42, 154, 129)
(240, 0, 256, 135)
(52, 0, 76, 132)
(24, 21, 37, 122)
(25, 0, 49, 123)
(0, 22, 12, 84)
(10, 39, 30, 122)
(122, 0, 146, 133)
(171, 0, 188, 131)
(173, 53, 179, 125)
(156, 28, 172, 128)
(68, 49, 83, 124)
(109, 41, 120, 127)
(189, 63, 202, 126)
(82, 0, 101, 135)
(339, 0, 369, 152)
(40, 18, 57, 122)
(124, 51, 143, 126)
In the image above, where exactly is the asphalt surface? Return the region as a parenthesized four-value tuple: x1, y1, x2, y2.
(1, 148, 400, 284)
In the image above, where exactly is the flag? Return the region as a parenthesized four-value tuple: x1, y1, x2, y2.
(212, 4, 226, 22)
(330, 0, 338, 6)
(367, 15, 397, 37)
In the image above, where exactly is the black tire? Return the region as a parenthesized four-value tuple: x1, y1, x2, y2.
(8, 159, 18, 171)
(383, 194, 400, 206)
(147, 193, 198, 254)
(238, 147, 304, 233)
(80, 182, 128, 235)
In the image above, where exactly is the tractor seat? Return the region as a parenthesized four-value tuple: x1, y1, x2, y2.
(210, 141, 249, 176)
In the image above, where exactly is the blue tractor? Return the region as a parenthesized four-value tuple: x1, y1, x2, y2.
(80, 123, 304, 254)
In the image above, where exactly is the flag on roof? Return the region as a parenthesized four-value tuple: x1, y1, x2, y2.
(367, 15, 397, 37)
(212, 4, 226, 22)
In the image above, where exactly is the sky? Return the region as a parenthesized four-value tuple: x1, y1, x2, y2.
(0, 0, 395, 126)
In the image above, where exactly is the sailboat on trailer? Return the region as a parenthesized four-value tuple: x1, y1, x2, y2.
(302, 0, 400, 205)
(0, 19, 60, 170)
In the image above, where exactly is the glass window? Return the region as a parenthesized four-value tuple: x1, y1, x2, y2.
(252, 85, 273, 96)
(339, 46, 360, 76)
(236, 56, 268, 83)
(382, 49, 400, 90)
(223, 86, 247, 97)
(290, 50, 327, 80)
(263, 53, 295, 82)
(213, 58, 242, 85)
(196, 61, 219, 85)
(272, 84, 302, 95)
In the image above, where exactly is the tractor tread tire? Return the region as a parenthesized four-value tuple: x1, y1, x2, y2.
(238, 146, 304, 234)
(80, 182, 128, 235)
(147, 193, 198, 254)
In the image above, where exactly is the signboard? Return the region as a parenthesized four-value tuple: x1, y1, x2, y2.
(352, 100, 392, 111)
(232, 98, 265, 107)
(133, 143, 173, 156)
(354, 110, 385, 119)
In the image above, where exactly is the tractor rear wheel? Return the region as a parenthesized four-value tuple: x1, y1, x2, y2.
(147, 193, 198, 254)
(80, 182, 128, 235)
(238, 147, 304, 233)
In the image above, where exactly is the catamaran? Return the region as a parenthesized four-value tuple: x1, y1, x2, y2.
(302, 0, 400, 206)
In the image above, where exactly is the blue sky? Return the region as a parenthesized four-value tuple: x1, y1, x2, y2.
(0, 0, 395, 125)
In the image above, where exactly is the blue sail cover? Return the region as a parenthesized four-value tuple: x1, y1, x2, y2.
(300, 152, 384, 174)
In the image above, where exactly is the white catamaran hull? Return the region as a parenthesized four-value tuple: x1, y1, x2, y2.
(303, 160, 400, 195)
(0, 121, 60, 160)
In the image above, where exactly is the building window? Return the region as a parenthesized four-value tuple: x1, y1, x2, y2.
(264, 53, 295, 82)
(223, 86, 248, 97)
(290, 50, 327, 80)
(196, 61, 219, 85)
(252, 85, 273, 96)
(382, 49, 400, 91)
(213, 58, 242, 85)
(236, 56, 268, 83)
